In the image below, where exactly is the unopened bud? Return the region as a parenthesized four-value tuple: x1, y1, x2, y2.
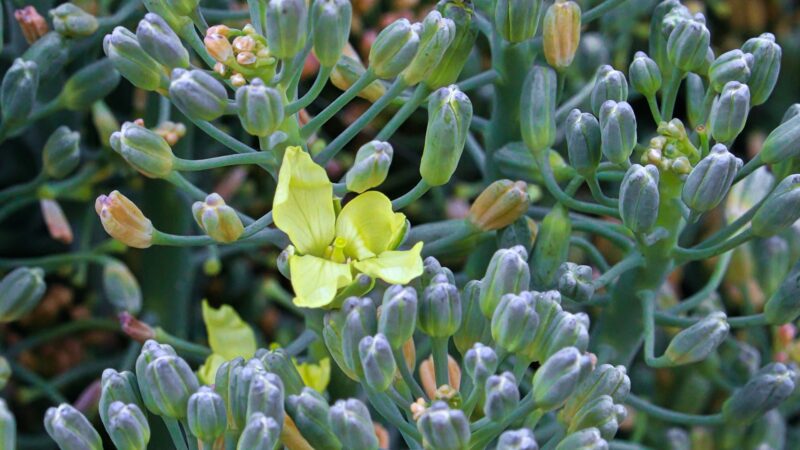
(236, 413, 280, 450)
(257, 348, 305, 397)
(61, 58, 120, 111)
(425, 0, 478, 89)
(286, 388, 341, 448)
(666, 14, 710, 72)
(99, 369, 143, 430)
(752, 174, 800, 237)
(169, 69, 228, 121)
(566, 395, 626, 440)
(463, 343, 498, 386)
(759, 113, 800, 164)
(543, 0, 581, 69)
(192, 193, 244, 243)
(368, 18, 420, 79)
(50, 3, 98, 38)
(142, 354, 199, 418)
(497, 428, 538, 450)
(417, 401, 471, 450)
(619, 164, 660, 234)
(346, 141, 393, 193)
(341, 297, 378, 378)
(484, 372, 520, 422)
(205, 33, 233, 63)
(331, 55, 387, 102)
(521, 65, 557, 157)
(629, 51, 662, 97)
(378, 285, 418, 349)
(495, 0, 542, 43)
(565, 109, 601, 177)
(402, 11, 455, 85)
(555, 427, 607, 450)
(765, 259, 800, 324)
(1, 59, 39, 129)
(14, 6, 48, 43)
(709, 49, 753, 94)
(420, 85, 472, 186)
(330, 399, 379, 450)
(532, 347, 593, 411)
(664, 312, 729, 365)
(43, 126, 80, 179)
(105, 402, 150, 450)
(560, 364, 630, 424)
(119, 312, 155, 342)
(492, 292, 539, 354)
(468, 180, 529, 231)
(110, 121, 174, 178)
(454, 280, 491, 355)
(266, 0, 309, 59)
(137, 13, 190, 70)
(0, 267, 46, 323)
(742, 33, 781, 106)
(557, 262, 595, 302)
(311, 0, 352, 67)
(531, 205, 572, 289)
(359, 334, 397, 392)
(44, 404, 102, 450)
(103, 261, 142, 314)
(599, 100, 637, 166)
(104, 27, 164, 91)
(682, 144, 742, 214)
(709, 81, 750, 143)
(418, 274, 462, 338)
(722, 363, 797, 424)
(591, 65, 628, 117)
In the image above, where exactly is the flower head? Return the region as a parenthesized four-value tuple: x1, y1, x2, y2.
(95, 191, 153, 248)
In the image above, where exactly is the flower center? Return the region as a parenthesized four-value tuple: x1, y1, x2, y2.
(325, 236, 348, 263)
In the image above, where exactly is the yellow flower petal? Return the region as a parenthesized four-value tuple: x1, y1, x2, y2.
(353, 242, 424, 285)
(295, 357, 331, 393)
(335, 191, 407, 260)
(289, 254, 353, 308)
(197, 353, 227, 385)
(202, 300, 258, 361)
(273, 147, 336, 256)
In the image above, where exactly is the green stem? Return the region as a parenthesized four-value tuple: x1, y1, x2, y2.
(470, 395, 537, 449)
(182, 419, 200, 450)
(672, 229, 754, 262)
(286, 67, 333, 114)
(536, 153, 619, 217)
(660, 67, 685, 120)
(642, 290, 671, 368)
(301, 70, 378, 139)
(365, 387, 422, 445)
(593, 254, 645, 288)
(625, 393, 725, 426)
(392, 180, 431, 210)
(582, 0, 628, 22)
(669, 250, 732, 314)
(570, 236, 611, 272)
(465, 133, 487, 177)
(645, 94, 663, 124)
(394, 348, 427, 401)
(734, 153, 764, 183)
(154, 327, 213, 358)
(420, 222, 481, 256)
(164, 417, 190, 450)
(7, 359, 68, 404)
(6, 318, 119, 358)
(374, 84, 430, 141)
(457, 69, 499, 92)
(0, 252, 113, 271)
(586, 174, 618, 208)
(0, 172, 45, 203)
(173, 152, 274, 171)
(431, 337, 450, 388)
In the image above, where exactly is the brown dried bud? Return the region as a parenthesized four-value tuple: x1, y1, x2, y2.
(119, 312, 155, 342)
(468, 179, 530, 231)
(15, 6, 49, 44)
(40, 199, 74, 244)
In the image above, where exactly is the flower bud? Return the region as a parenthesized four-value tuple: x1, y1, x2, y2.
(227, 359, 266, 428)
(454, 280, 491, 355)
(245, 372, 285, 427)
(369, 18, 421, 80)
(497, 217, 538, 255)
(104, 27, 164, 91)
(266, 0, 308, 59)
(323, 307, 358, 380)
(286, 388, 341, 448)
(708, 49, 753, 94)
(257, 348, 305, 397)
(543, 0, 581, 70)
(0, 358, 9, 390)
(346, 141, 393, 193)
(204, 33, 233, 63)
(136, 13, 190, 70)
(417, 401, 471, 450)
(599, 100, 637, 166)
(330, 399, 379, 450)
(187, 386, 226, 442)
(420, 85, 472, 186)
(100, 369, 143, 429)
(192, 193, 244, 243)
(532, 347, 593, 411)
(591, 65, 628, 117)
(103, 261, 142, 314)
(42, 126, 80, 179)
(722, 363, 797, 424)
(464, 343, 498, 386)
(169, 69, 228, 121)
(235, 78, 284, 137)
(629, 52, 662, 97)
(214, 357, 244, 426)
(619, 164, 660, 234)
(682, 144, 742, 214)
(0, 267, 45, 323)
(50, 3, 98, 38)
(521, 65, 557, 157)
(752, 174, 800, 237)
(236, 413, 280, 450)
(311, 0, 352, 67)
(358, 334, 397, 392)
(666, 14, 711, 72)
(110, 121, 174, 178)
(540, 311, 589, 360)
(402, 11, 455, 86)
(44, 404, 102, 450)
(565, 109, 601, 177)
(664, 312, 729, 365)
(15, 6, 48, 44)
(105, 402, 150, 450)
(684, 73, 707, 128)
(497, 428, 538, 450)
(560, 364, 630, 424)
(0, 59, 38, 129)
(469, 180, 529, 231)
(557, 262, 594, 302)
(165, 0, 199, 17)
(759, 113, 800, 165)
(742, 33, 781, 106)
(341, 297, 378, 378)
(378, 285, 418, 349)
(709, 81, 750, 144)
(566, 395, 625, 440)
(426, 0, 478, 89)
(532, 205, 572, 289)
(331, 55, 387, 102)
(95, 191, 154, 248)
(555, 427, 607, 450)
(135, 341, 177, 410)
(0, 400, 15, 450)
(495, 0, 542, 43)
(22, 31, 69, 77)
(479, 245, 531, 321)
(484, 372, 520, 422)
(765, 259, 800, 325)
(142, 354, 199, 418)
(418, 274, 462, 338)
(492, 292, 539, 354)
(525, 291, 564, 361)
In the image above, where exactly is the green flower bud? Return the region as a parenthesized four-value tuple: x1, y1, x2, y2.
(266, 0, 308, 59)
(22, 32, 69, 78)
(0, 59, 38, 129)
(0, 357, 9, 390)
(378, 285, 418, 349)
(169, 69, 228, 122)
(235, 78, 284, 137)
(245, 372, 285, 427)
(187, 386, 226, 442)
(709, 81, 750, 144)
(753, 236, 790, 298)
(532, 205, 572, 289)
(135, 340, 177, 413)
(228, 359, 266, 429)
(358, 334, 397, 392)
(464, 343, 498, 386)
(752, 174, 800, 237)
(103, 261, 142, 314)
(591, 65, 628, 117)
(416, 256, 456, 292)
(329, 399, 379, 450)
(532, 346, 593, 411)
(104, 27, 164, 91)
(311, 0, 352, 67)
(417, 401, 471, 450)
(165, 0, 199, 17)
(236, 413, 280, 450)
(257, 348, 305, 397)
(44, 404, 102, 450)
(42, 126, 80, 179)
(143, 354, 199, 418)
(555, 428, 607, 450)
(664, 312, 729, 365)
(708, 49, 753, 94)
(722, 363, 797, 424)
(426, 0, 478, 89)
(0, 400, 16, 450)
(526, 291, 564, 362)
(110, 121, 174, 178)
(454, 280, 491, 356)
(560, 364, 630, 425)
(403, 11, 455, 85)
(492, 292, 539, 354)
(521, 65, 557, 157)
(629, 52, 662, 97)
(484, 372, 520, 422)
(742, 33, 781, 106)
(330, 55, 388, 102)
(346, 141, 393, 193)
(765, 259, 800, 324)
(420, 85, 473, 186)
(759, 113, 800, 164)
(323, 307, 358, 381)
(649, 1, 687, 75)
(666, 13, 710, 72)
(50, 3, 98, 38)
(100, 369, 143, 429)
(599, 100, 637, 166)
(566, 395, 626, 440)
(619, 164, 660, 234)
(540, 311, 589, 360)
(495, 0, 542, 43)
(565, 109, 601, 177)
(685, 73, 707, 128)
(192, 193, 245, 243)
(368, 18, 420, 79)
(136, 13, 190, 70)
(141, 0, 192, 31)
(543, 0, 581, 70)
(682, 144, 742, 215)
(745, 410, 785, 450)
(105, 402, 150, 450)
(61, 58, 120, 111)
(557, 262, 594, 302)
(419, 273, 462, 338)
(479, 246, 530, 317)
(287, 389, 341, 450)
(0, 267, 45, 323)
(341, 297, 378, 378)
(497, 217, 538, 255)
(214, 357, 245, 426)
(497, 429, 538, 450)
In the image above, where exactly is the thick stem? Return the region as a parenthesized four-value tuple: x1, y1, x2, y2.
(431, 337, 450, 388)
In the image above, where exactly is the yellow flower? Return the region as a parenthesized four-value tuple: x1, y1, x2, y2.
(273, 147, 424, 307)
(197, 300, 257, 384)
(295, 357, 331, 393)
